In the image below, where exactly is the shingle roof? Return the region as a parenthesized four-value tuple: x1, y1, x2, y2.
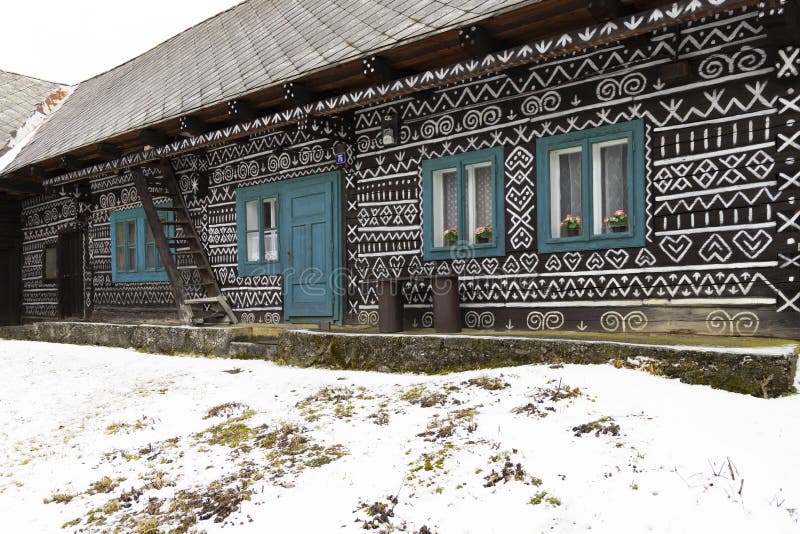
(0, 70, 61, 156)
(4, 0, 540, 174)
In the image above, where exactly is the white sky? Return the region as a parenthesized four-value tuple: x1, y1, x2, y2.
(0, 0, 244, 85)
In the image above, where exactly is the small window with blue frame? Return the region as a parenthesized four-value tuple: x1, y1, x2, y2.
(110, 204, 172, 282)
(421, 146, 505, 261)
(237, 182, 280, 276)
(536, 119, 645, 253)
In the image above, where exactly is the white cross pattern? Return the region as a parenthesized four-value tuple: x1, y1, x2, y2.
(779, 252, 800, 269)
(780, 169, 800, 190)
(777, 47, 800, 79)
(777, 130, 800, 153)
(777, 210, 800, 232)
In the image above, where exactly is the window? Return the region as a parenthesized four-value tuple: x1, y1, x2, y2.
(536, 120, 645, 252)
(43, 244, 58, 281)
(237, 183, 281, 276)
(422, 147, 505, 260)
(110, 204, 172, 282)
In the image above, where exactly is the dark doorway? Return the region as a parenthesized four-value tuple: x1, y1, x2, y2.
(0, 244, 21, 325)
(58, 231, 84, 319)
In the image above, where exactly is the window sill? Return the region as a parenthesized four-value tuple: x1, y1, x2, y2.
(538, 232, 644, 253)
(424, 241, 505, 261)
(113, 271, 169, 283)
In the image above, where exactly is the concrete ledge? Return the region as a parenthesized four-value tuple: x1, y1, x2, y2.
(277, 330, 799, 398)
(0, 322, 255, 358)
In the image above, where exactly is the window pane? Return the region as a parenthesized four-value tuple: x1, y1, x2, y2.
(593, 139, 629, 235)
(263, 230, 278, 262)
(466, 162, 493, 244)
(245, 200, 259, 232)
(246, 232, 260, 262)
(263, 198, 277, 229)
(116, 246, 126, 273)
(432, 168, 458, 247)
(115, 222, 125, 247)
(44, 246, 57, 280)
(145, 244, 156, 270)
(127, 246, 137, 271)
(550, 147, 582, 238)
(127, 221, 136, 247)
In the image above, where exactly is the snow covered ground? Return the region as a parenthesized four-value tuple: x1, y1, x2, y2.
(0, 340, 798, 534)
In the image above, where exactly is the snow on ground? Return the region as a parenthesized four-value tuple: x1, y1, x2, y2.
(0, 340, 798, 533)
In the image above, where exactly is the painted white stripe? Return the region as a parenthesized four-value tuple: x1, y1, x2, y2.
(358, 171, 418, 184)
(358, 199, 417, 207)
(653, 109, 776, 132)
(358, 225, 420, 232)
(358, 249, 420, 257)
(655, 181, 777, 201)
(360, 297, 775, 309)
(654, 142, 774, 166)
(655, 222, 775, 236)
(456, 261, 777, 281)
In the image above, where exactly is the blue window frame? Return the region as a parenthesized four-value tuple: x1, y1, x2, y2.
(236, 182, 281, 276)
(536, 119, 645, 253)
(422, 146, 506, 261)
(110, 204, 172, 282)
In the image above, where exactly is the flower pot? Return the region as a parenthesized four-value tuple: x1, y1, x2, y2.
(609, 225, 628, 233)
(445, 238, 457, 246)
(476, 236, 490, 244)
(563, 227, 581, 237)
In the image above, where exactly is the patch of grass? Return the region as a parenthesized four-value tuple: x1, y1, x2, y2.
(357, 495, 398, 530)
(296, 386, 356, 421)
(418, 408, 478, 441)
(87, 476, 124, 495)
(254, 421, 348, 475)
(400, 384, 453, 408)
(61, 518, 81, 529)
(529, 490, 561, 507)
(463, 375, 509, 391)
(44, 491, 75, 504)
(572, 416, 620, 438)
(196, 411, 255, 448)
(104, 416, 155, 435)
(204, 401, 250, 419)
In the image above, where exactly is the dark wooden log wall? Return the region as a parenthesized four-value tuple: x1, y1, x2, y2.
(18, 5, 800, 336)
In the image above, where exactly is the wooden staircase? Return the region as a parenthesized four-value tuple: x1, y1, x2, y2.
(131, 159, 237, 325)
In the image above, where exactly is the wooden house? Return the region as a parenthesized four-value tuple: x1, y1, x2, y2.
(0, 0, 798, 336)
(0, 70, 70, 325)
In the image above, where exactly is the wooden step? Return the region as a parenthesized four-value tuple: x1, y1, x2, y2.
(177, 265, 200, 271)
(161, 220, 192, 226)
(185, 296, 223, 305)
(173, 248, 204, 255)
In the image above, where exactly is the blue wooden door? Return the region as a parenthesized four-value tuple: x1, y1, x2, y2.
(281, 172, 341, 321)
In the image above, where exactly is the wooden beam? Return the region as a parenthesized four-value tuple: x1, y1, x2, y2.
(29, 166, 52, 180)
(130, 166, 193, 324)
(587, 0, 624, 22)
(362, 55, 399, 82)
(178, 116, 210, 137)
(226, 100, 258, 122)
(283, 82, 314, 105)
(95, 142, 121, 161)
(0, 180, 43, 195)
(60, 155, 84, 171)
(139, 128, 169, 148)
(458, 25, 498, 56)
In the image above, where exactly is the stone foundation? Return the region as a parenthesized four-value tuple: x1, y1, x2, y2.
(1, 323, 796, 398)
(277, 330, 798, 398)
